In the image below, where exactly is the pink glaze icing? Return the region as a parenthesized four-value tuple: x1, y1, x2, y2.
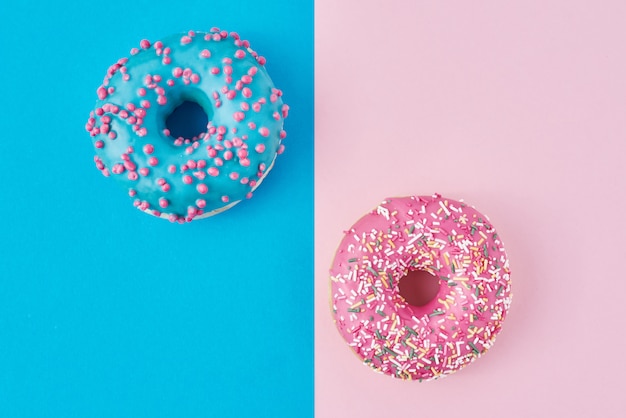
(330, 194, 512, 381)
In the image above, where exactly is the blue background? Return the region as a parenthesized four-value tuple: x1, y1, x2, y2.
(0, 1, 313, 417)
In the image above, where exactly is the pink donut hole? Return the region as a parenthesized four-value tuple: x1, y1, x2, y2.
(397, 270, 441, 307)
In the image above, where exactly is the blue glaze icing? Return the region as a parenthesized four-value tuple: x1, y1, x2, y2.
(86, 29, 288, 222)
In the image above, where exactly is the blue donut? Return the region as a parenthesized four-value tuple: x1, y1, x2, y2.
(86, 29, 288, 223)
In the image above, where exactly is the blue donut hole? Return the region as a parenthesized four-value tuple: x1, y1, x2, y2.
(165, 100, 209, 141)
(398, 270, 441, 307)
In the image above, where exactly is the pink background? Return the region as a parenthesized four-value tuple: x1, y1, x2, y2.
(315, 1, 626, 417)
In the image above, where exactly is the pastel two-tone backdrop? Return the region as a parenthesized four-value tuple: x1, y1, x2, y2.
(2, 1, 626, 417)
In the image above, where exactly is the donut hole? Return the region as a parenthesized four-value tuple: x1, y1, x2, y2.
(398, 270, 441, 307)
(165, 100, 209, 141)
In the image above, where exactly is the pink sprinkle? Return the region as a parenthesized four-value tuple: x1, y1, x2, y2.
(248, 67, 258, 76)
(281, 104, 290, 118)
(240, 102, 250, 111)
(257, 56, 266, 65)
(233, 111, 245, 122)
(181, 35, 192, 44)
(197, 184, 208, 194)
(139, 167, 150, 176)
(183, 175, 193, 184)
(134, 108, 146, 118)
(157, 178, 166, 186)
(200, 49, 211, 58)
(141, 100, 150, 109)
(148, 157, 158, 166)
(187, 160, 197, 169)
(237, 149, 248, 159)
(157, 95, 167, 105)
(162, 183, 171, 192)
(97, 87, 107, 100)
(130, 47, 139, 55)
(277, 144, 285, 154)
(280, 130, 287, 139)
(208, 167, 219, 176)
(255, 143, 266, 153)
(240, 158, 250, 167)
(107, 87, 115, 94)
(128, 171, 138, 181)
(223, 150, 233, 160)
(252, 103, 261, 112)
(108, 131, 117, 139)
(190, 74, 200, 84)
(241, 75, 252, 84)
(214, 157, 223, 166)
(242, 87, 252, 98)
(123, 160, 137, 171)
(258, 127, 270, 137)
(162, 56, 172, 65)
(129, 189, 137, 197)
(226, 90, 236, 100)
(95, 140, 104, 149)
(173, 67, 183, 78)
(158, 198, 168, 208)
(207, 148, 217, 158)
(235, 80, 243, 90)
(273, 111, 280, 120)
(197, 160, 206, 168)
(140, 39, 151, 49)
(270, 94, 278, 103)
(168, 165, 176, 174)
(248, 122, 256, 129)
(196, 199, 206, 208)
(235, 49, 246, 59)
(112, 163, 125, 174)
(142, 144, 154, 155)
(232, 137, 243, 147)
(229, 172, 239, 180)
(210, 67, 220, 75)
(240, 177, 249, 184)
(221, 196, 229, 203)
(224, 65, 233, 75)
(137, 88, 147, 97)
(217, 126, 226, 135)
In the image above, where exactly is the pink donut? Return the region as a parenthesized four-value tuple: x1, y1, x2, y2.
(330, 194, 512, 380)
